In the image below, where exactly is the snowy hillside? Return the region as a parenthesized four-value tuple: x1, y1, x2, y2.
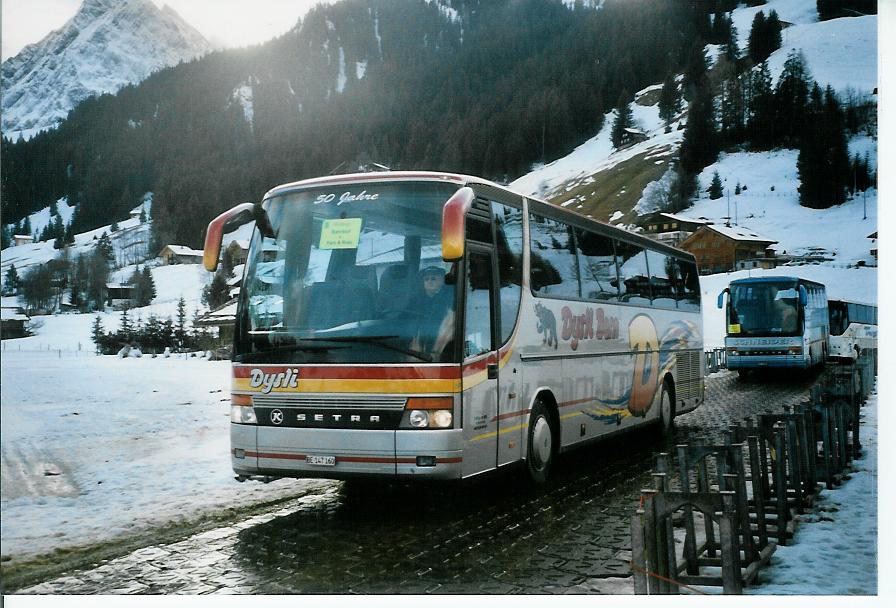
(508, 0, 878, 349)
(1, 0, 211, 139)
(2, 195, 154, 273)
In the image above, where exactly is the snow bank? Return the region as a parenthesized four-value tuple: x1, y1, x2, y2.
(0, 351, 320, 560)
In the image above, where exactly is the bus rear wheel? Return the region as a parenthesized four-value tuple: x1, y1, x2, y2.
(658, 381, 675, 436)
(526, 400, 555, 484)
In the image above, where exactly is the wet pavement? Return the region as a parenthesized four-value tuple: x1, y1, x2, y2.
(14, 370, 817, 594)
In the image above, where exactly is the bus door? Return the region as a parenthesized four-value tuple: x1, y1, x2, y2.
(461, 244, 501, 477)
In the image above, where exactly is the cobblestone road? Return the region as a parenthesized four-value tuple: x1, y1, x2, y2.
(15, 370, 817, 595)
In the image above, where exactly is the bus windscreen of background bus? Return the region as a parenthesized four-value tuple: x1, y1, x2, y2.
(727, 280, 801, 336)
(235, 181, 461, 365)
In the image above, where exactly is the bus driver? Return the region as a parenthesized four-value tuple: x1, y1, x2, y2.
(409, 266, 455, 359)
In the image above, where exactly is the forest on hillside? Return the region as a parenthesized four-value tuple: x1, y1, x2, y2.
(2, 0, 701, 247)
(0, 0, 877, 251)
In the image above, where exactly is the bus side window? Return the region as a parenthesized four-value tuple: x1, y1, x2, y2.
(676, 259, 700, 312)
(645, 249, 676, 307)
(529, 213, 580, 298)
(574, 227, 619, 302)
(614, 240, 651, 304)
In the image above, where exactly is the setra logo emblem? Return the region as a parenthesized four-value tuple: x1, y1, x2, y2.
(270, 409, 284, 425)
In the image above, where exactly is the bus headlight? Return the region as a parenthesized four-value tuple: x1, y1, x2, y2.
(231, 405, 257, 424)
(409, 410, 429, 428)
(430, 410, 453, 428)
(401, 397, 455, 429)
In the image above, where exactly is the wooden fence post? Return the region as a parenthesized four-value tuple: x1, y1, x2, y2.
(677, 444, 699, 576)
(719, 492, 743, 595)
(631, 508, 649, 594)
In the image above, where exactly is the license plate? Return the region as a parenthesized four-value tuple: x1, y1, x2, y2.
(306, 455, 336, 466)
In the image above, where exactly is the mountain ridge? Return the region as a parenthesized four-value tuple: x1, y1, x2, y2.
(1, 0, 212, 138)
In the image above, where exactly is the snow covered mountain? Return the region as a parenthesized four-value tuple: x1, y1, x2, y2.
(1, 0, 211, 139)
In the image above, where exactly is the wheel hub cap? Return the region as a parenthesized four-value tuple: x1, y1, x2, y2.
(532, 417, 552, 469)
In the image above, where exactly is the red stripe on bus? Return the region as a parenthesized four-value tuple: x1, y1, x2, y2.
(558, 397, 595, 408)
(492, 408, 531, 422)
(233, 366, 461, 380)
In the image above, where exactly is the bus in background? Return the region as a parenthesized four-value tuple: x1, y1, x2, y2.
(204, 171, 704, 484)
(827, 300, 877, 362)
(717, 276, 828, 376)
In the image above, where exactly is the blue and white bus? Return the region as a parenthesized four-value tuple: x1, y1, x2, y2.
(717, 276, 828, 375)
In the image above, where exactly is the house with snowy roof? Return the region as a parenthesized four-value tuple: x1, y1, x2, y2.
(194, 299, 239, 350)
(679, 224, 777, 275)
(637, 212, 713, 247)
(225, 239, 250, 266)
(158, 244, 204, 265)
(1, 306, 30, 338)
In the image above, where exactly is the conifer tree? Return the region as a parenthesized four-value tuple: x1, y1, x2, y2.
(774, 51, 812, 146)
(658, 73, 681, 128)
(142, 266, 156, 303)
(723, 24, 741, 63)
(747, 11, 768, 63)
(119, 307, 133, 342)
(720, 74, 746, 145)
(4, 263, 19, 295)
(175, 296, 189, 351)
(797, 84, 850, 209)
(680, 84, 717, 175)
(683, 41, 710, 99)
(747, 62, 775, 150)
(91, 315, 105, 353)
(748, 10, 782, 64)
(96, 232, 114, 263)
(610, 90, 634, 149)
(709, 171, 724, 199)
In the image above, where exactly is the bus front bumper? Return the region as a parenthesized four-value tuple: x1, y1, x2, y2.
(231, 424, 464, 480)
(727, 354, 810, 369)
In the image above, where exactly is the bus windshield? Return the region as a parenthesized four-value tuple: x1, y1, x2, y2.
(234, 181, 461, 364)
(728, 280, 801, 336)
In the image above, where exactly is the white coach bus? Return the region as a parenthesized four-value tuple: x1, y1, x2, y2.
(204, 172, 704, 483)
(827, 299, 877, 362)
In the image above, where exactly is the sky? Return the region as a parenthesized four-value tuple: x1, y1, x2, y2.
(1, 0, 328, 60)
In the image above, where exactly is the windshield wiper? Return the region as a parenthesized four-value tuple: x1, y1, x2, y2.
(303, 335, 434, 362)
(235, 340, 348, 362)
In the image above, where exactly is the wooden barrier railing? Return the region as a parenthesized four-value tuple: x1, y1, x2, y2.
(631, 351, 873, 594)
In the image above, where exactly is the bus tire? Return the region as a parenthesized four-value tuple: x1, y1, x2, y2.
(526, 400, 555, 484)
(658, 380, 675, 435)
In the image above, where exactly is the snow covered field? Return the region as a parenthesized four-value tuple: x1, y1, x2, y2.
(0, 350, 325, 560)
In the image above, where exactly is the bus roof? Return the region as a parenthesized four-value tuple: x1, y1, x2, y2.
(263, 171, 491, 200)
(730, 276, 825, 288)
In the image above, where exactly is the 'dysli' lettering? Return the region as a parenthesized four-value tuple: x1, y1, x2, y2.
(250, 368, 300, 394)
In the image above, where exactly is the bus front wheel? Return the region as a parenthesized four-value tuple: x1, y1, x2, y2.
(526, 400, 555, 484)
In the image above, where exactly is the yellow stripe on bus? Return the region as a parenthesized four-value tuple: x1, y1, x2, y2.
(232, 378, 462, 394)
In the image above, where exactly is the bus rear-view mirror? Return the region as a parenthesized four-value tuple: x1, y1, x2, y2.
(441, 187, 475, 262)
(799, 285, 808, 306)
(208, 203, 267, 272)
(717, 288, 728, 309)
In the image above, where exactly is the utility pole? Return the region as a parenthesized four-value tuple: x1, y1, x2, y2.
(726, 189, 731, 227)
